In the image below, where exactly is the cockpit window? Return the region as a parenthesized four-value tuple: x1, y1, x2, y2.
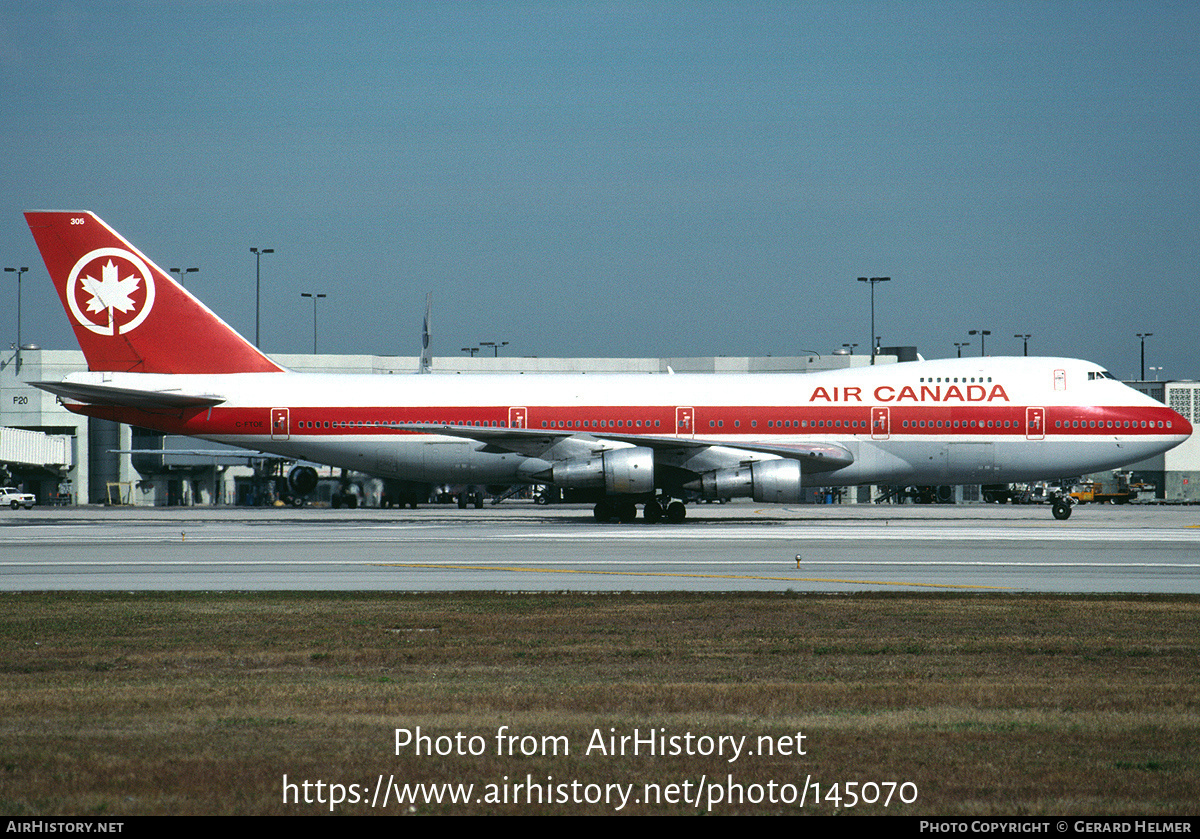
(1087, 370, 1115, 381)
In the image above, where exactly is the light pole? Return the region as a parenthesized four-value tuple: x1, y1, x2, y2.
(969, 329, 991, 356)
(953, 342, 968, 358)
(4, 267, 28, 374)
(842, 343, 858, 355)
(169, 266, 199, 287)
(250, 247, 274, 348)
(1132, 331, 1152, 381)
(1149, 366, 1163, 381)
(301, 292, 326, 353)
(461, 346, 480, 357)
(1014, 333, 1031, 356)
(857, 276, 890, 365)
(479, 341, 509, 357)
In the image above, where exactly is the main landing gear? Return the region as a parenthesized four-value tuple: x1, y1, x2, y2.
(593, 496, 687, 524)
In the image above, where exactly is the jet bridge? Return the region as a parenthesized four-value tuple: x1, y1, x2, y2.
(0, 426, 75, 503)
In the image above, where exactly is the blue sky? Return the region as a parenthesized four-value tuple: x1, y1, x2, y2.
(3, 1, 1198, 379)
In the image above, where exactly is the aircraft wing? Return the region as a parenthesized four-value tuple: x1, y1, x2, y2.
(393, 423, 853, 474)
(392, 423, 599, 460)
(31, 381, 226, 410)
(109, 449, 279, 459)
(598, 433, 855, 474)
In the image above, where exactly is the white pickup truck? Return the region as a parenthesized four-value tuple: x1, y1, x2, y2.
(0, 487, 36, 509)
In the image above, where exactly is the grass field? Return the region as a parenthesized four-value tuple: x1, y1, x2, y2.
(0, 591, 1197, 815)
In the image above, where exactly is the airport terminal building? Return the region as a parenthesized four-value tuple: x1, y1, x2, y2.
(2, 347, 1197, 507)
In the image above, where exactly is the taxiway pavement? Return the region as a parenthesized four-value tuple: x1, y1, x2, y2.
(1, 502, 1197, 593)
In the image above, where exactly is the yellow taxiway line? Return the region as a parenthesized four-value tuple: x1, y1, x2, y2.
(374, 563, 1009, 590)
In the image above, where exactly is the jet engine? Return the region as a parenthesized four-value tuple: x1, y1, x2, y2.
(546, 447, 655, 495)
(287, 464, 319, 496)
(688, 459, 803, 503)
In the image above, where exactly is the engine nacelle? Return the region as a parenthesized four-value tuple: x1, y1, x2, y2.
(549, 447, 655, 495)
(287, 465, 319, 496)
(691, 459, 803, 503)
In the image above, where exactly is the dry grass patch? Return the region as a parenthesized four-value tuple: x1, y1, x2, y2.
(0, 591, 1196, 815)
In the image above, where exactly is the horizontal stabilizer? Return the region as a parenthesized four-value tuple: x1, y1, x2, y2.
(31, 381, 226, 410)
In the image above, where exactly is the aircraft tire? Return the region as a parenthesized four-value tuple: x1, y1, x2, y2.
(666, 501, 686, 523)
(617, 500, 638, 523)
(1051, 500, 1071, 520)
(593, 500, 614, 522)
(643, 500, 664, 523)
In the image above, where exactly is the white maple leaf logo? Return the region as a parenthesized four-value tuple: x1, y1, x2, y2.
(79, 259, 141, 315)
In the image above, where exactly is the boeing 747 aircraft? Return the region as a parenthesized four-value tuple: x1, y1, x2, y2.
(24, 211, 1192, 522)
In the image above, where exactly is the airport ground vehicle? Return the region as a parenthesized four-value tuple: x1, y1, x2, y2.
(0, 487, 36, 509)
(1068, 473, 1147, 505)
(23, 211, 1193, 524)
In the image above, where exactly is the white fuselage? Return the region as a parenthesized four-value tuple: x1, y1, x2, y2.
(60, 356, 1191, 491)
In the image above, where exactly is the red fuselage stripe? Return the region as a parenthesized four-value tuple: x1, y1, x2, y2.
(70, 404, 1187, 438)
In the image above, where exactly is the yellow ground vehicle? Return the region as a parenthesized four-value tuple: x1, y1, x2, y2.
(1069, 473, 1141, 504)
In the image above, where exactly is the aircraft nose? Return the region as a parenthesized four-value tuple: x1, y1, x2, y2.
(1173, 409, 1194, 438)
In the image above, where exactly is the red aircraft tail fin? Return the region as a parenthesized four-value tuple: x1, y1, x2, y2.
(24, 211, 283, 374)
